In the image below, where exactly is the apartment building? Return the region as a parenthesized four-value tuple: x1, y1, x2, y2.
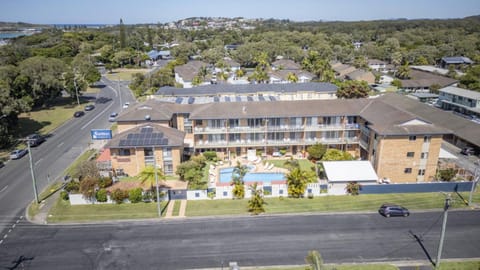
(438, 86, 480, 119)
(108, 93, 452, 183)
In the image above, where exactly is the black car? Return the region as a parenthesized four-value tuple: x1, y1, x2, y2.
(84, 104, 95, 111)
(26, 133, 45, 147)
(378, 204, 410, 217)
(73, 111, 85, 118)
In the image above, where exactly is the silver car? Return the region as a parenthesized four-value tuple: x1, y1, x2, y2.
(10, 149, 28, 160)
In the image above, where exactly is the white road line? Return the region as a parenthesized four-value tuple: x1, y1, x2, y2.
(34, 158, 43, 166)
(81, 102, 114, 130)
(12, 224, 16, 229)
(57, 142, 64, 148)
(8, 229, 11, 233)
(3, 234, 7, 239)
(0, 185, 7, 193)
(0, 240, 3, 244)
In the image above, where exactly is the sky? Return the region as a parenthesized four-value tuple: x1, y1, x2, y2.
(1, 0, 480, 25)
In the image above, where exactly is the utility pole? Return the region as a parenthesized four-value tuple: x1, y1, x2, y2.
(22, 139, 39, 204)
(73, 69, 80, 106)
(435, 193, 451, 269)
(153, 147, 161, 217)
(469, 167, 479, 206)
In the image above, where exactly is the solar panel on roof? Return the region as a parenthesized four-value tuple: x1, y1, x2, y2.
(247, 96, 253, 101)
(175, 97, 183, 104)
(188, 97, 195, 104)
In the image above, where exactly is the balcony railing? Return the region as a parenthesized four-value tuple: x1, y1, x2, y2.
(194, 124, 360, 134)
(195, 137, 359, 148)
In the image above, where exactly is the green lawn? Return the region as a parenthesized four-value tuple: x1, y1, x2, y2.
(104, 68, 149, 81)
(48, 199, 166, 223)
(268, 159, 315, 171)
(172, 200, 181, 216)
(438, 260, 480, 270)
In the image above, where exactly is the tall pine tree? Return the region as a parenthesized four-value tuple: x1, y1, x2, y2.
(119, 18, 126, 49)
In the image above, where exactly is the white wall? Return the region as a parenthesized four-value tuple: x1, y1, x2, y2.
(69, 194, 115, 205)
(187, 190, 209, 200)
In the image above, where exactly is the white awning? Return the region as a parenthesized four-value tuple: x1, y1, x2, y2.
(322, 160, 378, 182)
(439, 148, 458, 159)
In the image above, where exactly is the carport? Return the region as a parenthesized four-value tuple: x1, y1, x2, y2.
(321, 160, 378, 195)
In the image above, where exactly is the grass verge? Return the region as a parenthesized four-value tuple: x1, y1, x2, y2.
(63, 149, 97, 177)
(268, 159, 315, 171)
(438, 260, 480, 270)
(104, 68, 149, 81)
(172, 200, 181, 216)
(28, 181, 64, 219)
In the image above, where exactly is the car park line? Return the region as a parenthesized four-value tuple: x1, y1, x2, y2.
(0, 185, 7, 193)
(57, 142, 64, 148)
(34, 158, 43, 166)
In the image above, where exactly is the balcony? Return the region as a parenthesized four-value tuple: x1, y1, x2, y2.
(194, 124, 360, 134)
(194, 137, 359, 148)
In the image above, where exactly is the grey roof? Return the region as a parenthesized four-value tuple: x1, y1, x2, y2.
(441, 56, 473, 64)
(378, 93, 480, 146)
(116, 99, 202, 122)
(439, 86, 480, 100)
(409, 93, 439, 98)
(155, 82, 337, 97)
(400, 70, 457, 88)
(272, 59, 301, 70)
(106, 124, 185, 149)
(174, 61, 207, 82)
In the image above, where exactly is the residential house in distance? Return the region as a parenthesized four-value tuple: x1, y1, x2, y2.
(174, 60, 209, 88)
(440, 56, 474, 69)
(268, 59, 314, 84)
(331, 62, 356, 79)
(271, 59, 302, 71)
(367, 59, 387, 72)
(437, 86, 480, 119)
(399, 69, 457, 92)
(345, 69, 376, 85)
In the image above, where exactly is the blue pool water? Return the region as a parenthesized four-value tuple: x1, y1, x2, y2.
(219, 166, 285, 183)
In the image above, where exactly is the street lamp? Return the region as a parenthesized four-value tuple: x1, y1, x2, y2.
(20, 138, 39, 204)
(73, 69, 81, 106)
(153, 147, 162, 217)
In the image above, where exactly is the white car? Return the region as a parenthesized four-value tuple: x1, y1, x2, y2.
(122, 102, 130, 109)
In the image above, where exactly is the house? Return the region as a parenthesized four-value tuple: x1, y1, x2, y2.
(345, 69, 376, 85)
(399, 70, 457, 92)
(147, 50, 171, 61)
(268, 70, 314, 84)
(271, 59, 302, 71)
(331, 62, 357, 79)
(437, 86, 480, 118)
(367, 59, 387, 72)
(174, 61, 209, 88)
(321, 160, 378, 195)
(440, 56, 473, 69)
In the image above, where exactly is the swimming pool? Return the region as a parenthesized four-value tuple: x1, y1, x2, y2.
(219, 166, 285, 183)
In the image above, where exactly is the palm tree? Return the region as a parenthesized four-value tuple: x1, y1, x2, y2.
(248, 182, 265, 215)
(397, 63, 410, 79)
(138, 165, 165, 189)
(287, 72, 298, 83)
(232, 161, 248, 199)
(286, 168, 308, 198)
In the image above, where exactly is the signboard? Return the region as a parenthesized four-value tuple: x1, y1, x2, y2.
(90, 129, 112, 140)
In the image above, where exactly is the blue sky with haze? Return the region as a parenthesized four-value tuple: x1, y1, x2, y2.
(1, 0, 479, 24)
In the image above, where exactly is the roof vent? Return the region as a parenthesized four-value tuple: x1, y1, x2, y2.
(145, 115, 151, 121)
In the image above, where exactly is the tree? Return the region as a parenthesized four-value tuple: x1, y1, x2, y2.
(459, 65, 480, 91)
(287, 72, 298, 83)
(111, 188, 128, 204)
(248, 182, 266, 215)
(119, 18, 126, 49)
(73, 160, 100, 180)
(79, 176, 98, 201)
(306, 143, 327, 161)
(284, 158, 300, 171)
(139, 165, 165, 188)
(391, 79, 402, 88)
(336, 80, 370, 99)
(176, 155, 207, 189)
(396, 63, 410, 79)
(321, 149, 354, 161)
(437, 168, 457, 181)
(232, 161, 248, 199)
(128, 188, 143, 203)
(286, 168, 316, 198)
(95, 188, 108, 202)
(305, 250, 324, 270)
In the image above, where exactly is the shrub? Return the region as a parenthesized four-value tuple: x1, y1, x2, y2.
(129, 188, 143, 203)
(345, 181, 360, 195)
(64, 180, 80, 193)
(95, 188, 108, 202)
(60, 190, 69, 201)
(111, 189, 128, 204)
(279, 149, 287, 156)
(203, 151, 217, 161)
(98, 177, 113, 188)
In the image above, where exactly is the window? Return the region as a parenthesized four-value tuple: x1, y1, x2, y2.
(223, 191, 228, 197)
(195, 192, 200, 198)
(409, 136, 416, 141)
(421, 152, 428, 159)
(418, 169, 425, 176)
(279, 190, 284, 195)
(118, 149, 130, 156)
(163, 147, 172, 158)
(404, 168, 412, 174)
(195, 120, 203, 125)
(424, 136, 431, 142)
(406, 152, 415, 157)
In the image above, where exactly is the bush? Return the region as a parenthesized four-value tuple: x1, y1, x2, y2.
(111, 189, 128, 204)
(98, 177, 113, 188)
(129, 188, 143, 203)
(95, 188, 108, 202)
(203, 151, 217, 161)
(60, 190, 69, 201)
(64, 180, 80, 193)
(279, 149, 287, 156)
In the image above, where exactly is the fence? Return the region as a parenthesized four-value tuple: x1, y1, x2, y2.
(359, 181, 474, 194)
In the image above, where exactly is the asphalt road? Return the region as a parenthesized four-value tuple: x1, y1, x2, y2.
(0, 210, 479, 269)
(0, 75, 134, 235)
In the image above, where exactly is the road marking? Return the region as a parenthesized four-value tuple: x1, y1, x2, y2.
(0, 185, 7, 193)
(35, 158, 43, 166)
(3, 234, 7, 239)
(12, 224, 15, 229)
(0, 239, 3, 244)
(81, 102, 114, 130)
(57, 142, 64, 148)
(8, 229, 11, 233)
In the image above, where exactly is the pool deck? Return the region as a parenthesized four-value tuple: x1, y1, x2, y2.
(209, 156, 289, 187)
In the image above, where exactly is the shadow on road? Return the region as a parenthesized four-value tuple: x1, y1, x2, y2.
(409, 230, 435, 268)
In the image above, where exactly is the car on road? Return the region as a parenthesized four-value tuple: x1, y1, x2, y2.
(84, 104, 95, 111)
(0, 161, 4, 168)
(26, 133, 45, 147)
(122, 102, 130, 109)
(10, 149, 28, 160)
(461, 147, 476, 156)
(108, 112, 118, 122)
(73, 111, 85, 118)
(378, 204, 410, 217)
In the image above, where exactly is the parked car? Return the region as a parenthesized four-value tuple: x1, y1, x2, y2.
(108, 112, 118, 122)
(378, 204, 410, 217)
(122, 102, 130, 109)
(10, 149, 28, 160)
(84, 104, 95, 111)
(73, 111, 85, 118)
(26, 133, 45, 147)
(0, 161, 4, 168)
(461, 147, 476, 156)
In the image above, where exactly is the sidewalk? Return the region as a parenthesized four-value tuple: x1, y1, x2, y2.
(164, 199, 187, 218)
